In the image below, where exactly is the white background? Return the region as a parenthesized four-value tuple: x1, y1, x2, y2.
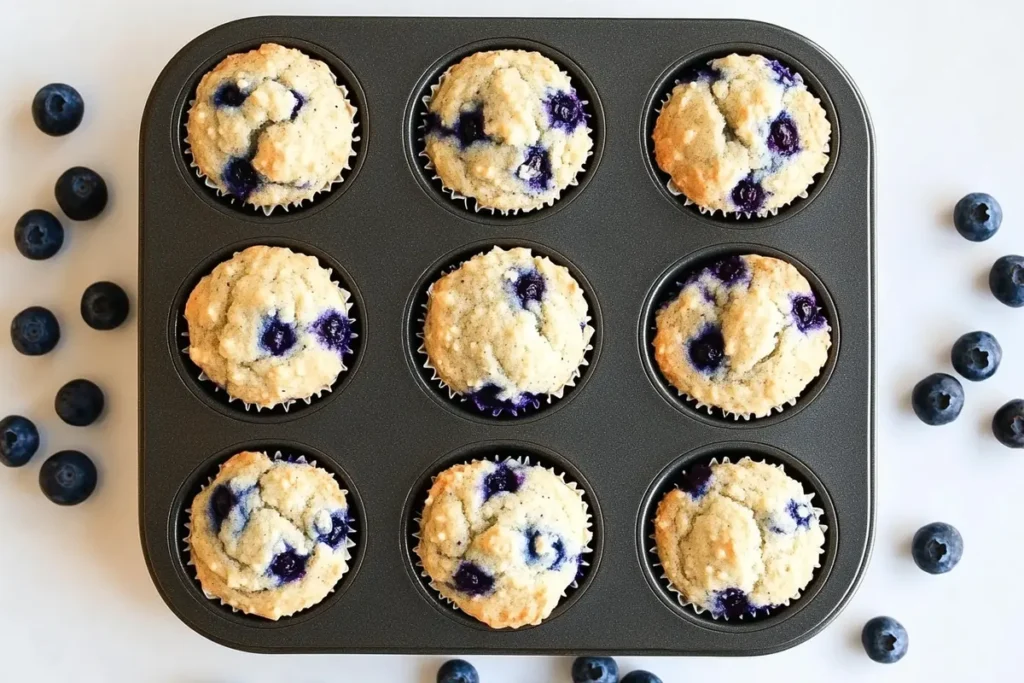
(0, 1, 1020, 681)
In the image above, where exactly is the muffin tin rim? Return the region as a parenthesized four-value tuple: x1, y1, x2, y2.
(166, 236, 367, 423)
(640, 40, 841, 229)
(637, 242, 841, 428)
(399, 439, 605, 632)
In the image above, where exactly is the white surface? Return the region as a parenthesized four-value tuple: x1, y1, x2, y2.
(0, 1, 1020, 681)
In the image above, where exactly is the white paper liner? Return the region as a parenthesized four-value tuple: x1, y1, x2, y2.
(183, 67, 360, 216)
(180, 255, 357, 412)
(648, 455, 827, 620)
(411, 455, 594, 628)
(415, 252, 594, 417)
(653, 76, 831, 219)
(183, 450, 356, 618)
(652, 281, 832, 421)
(418, 62, 593, 215)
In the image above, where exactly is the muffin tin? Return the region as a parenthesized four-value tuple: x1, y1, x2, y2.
(139, 16, 874, 655)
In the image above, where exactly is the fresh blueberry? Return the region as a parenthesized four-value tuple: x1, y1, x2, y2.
(621, 672, 662, 683)
(513, 269, 546, 307)
(81, 281, 130, 330)
(10, 306, 60, 356)
(455, 106, 488, 147)
(39, 450, 97, 505)
(954, 193, 1001, 242)
(679, 461, 713, 499)
(911, 373, 963, 426)
(221, 157, 262, 199)
(911, 522, 963, 574)
(517, 146, 553, 192)
(269, 548, 308, 583)
(572, 656, 619, 683)
(950, 331, 1000, 381)
(32, 83, 84, 136)
(0, 416, 40, 468)
(992, 399, 1024, 448)
(437, 659, 479, 683)
(55, 166, 107, 220)
(55, 379, 105, 427)
(861, 616, 908, 664)
(483, 462, 523, 500)
(546, 90, 586, 132)
(989, 255, 1024, 307)
(687, 324, 725, 374)
(731, 175, 766, 213)
(213, 83, 247, 108)
(451, 561, 494, 596)
(14, 210, 64, 260)
(767, 113, 800, 156)
(260, 315, 296, 356)
(791, 294, 826, 332)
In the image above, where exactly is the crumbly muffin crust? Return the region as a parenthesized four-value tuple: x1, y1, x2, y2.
(424, 50, 593, 212)
(187, 43, 357, 209)
(654, 458, 824, 618)
(184, 245, 355, 409)
(188, 451, 353, 620)
(415, 459, 591, 628)
(653, 254, 830, 417)
(653, 54, 830, 215)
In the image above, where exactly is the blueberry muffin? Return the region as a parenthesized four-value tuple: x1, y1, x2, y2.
(188, 451, 354, 620)
(186, 43, 357, 210)
(424, 50, 593, 212)
(653, 254, 830, 417)
(184, 245, 355, 409)
(415, 459, 590, 628)
(654, 458, 824, 618)
(652, 54, 830, 216)
(422, 247, 593, 415)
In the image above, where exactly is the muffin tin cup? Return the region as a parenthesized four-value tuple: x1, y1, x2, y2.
(407, 37, 605, 225)
(171, 238, 364, 422)
(406, 239, 600, 422)
(178, 37, 367, 219)
(177, 441, 365, 626)
(644, 43, 839, 226)
(402, 441, 601, 631)
(639, 243, 839, 426)
(638, 443, 837, 631)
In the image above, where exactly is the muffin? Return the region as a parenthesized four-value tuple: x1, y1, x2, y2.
(188, 451, 354, 620)
(652, 54, 830, 216)
(654, 457, 825, 618)
(184, 245, 355, 409)
(422, 246, 593, 415)
(415, 459, 591, 628)
(186, 43, 357, 211)
(423, 50, 593, 212)
(653, 254, 830, 418)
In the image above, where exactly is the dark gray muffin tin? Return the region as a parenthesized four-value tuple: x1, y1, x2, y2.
(139, 16, 874, 655)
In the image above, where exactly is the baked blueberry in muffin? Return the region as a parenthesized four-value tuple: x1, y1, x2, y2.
(653, 54, 830, 216)
(423, 50, 593, 212)
(188, 450, 354, 619)
(186, 43, 357, 211)
(422, 247, 592, 416)
(415, 459, 591, 628)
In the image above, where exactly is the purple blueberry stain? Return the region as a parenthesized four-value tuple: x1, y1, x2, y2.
(467, 384, 541, 417)
(213, 82, 247, 107)
(678, 63, 720, 84)
(221, 157, 262, 200)
(545, 90, 586, 132)
(711, 587, 768, 619)
(731, 175, 766, 213)
(259, 314, 297, 356)
(455, 105, 488, 148)
(768, 112, 800, 157)
(786, 499, 813, 530)
(451, 561, 494, 596)
(208, 483, 236, 533)
(679, 462, 713, 499)
(483, 462, 524, 500)
(317, 509, 351, 549)
(517, 145, 553, 192)
(269, 548, 308, 584)
(791, 294, 826, 332)
(687, 324, 725, 374)
(768, 59, 801, 87)
(526, 529, 567, 570)
(423, 112, 444, 136)
(311, 309, 353, 356)
(289, 89, 305, 120)
(512, 268, 546, 308)
(708, 255, 749, 286)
